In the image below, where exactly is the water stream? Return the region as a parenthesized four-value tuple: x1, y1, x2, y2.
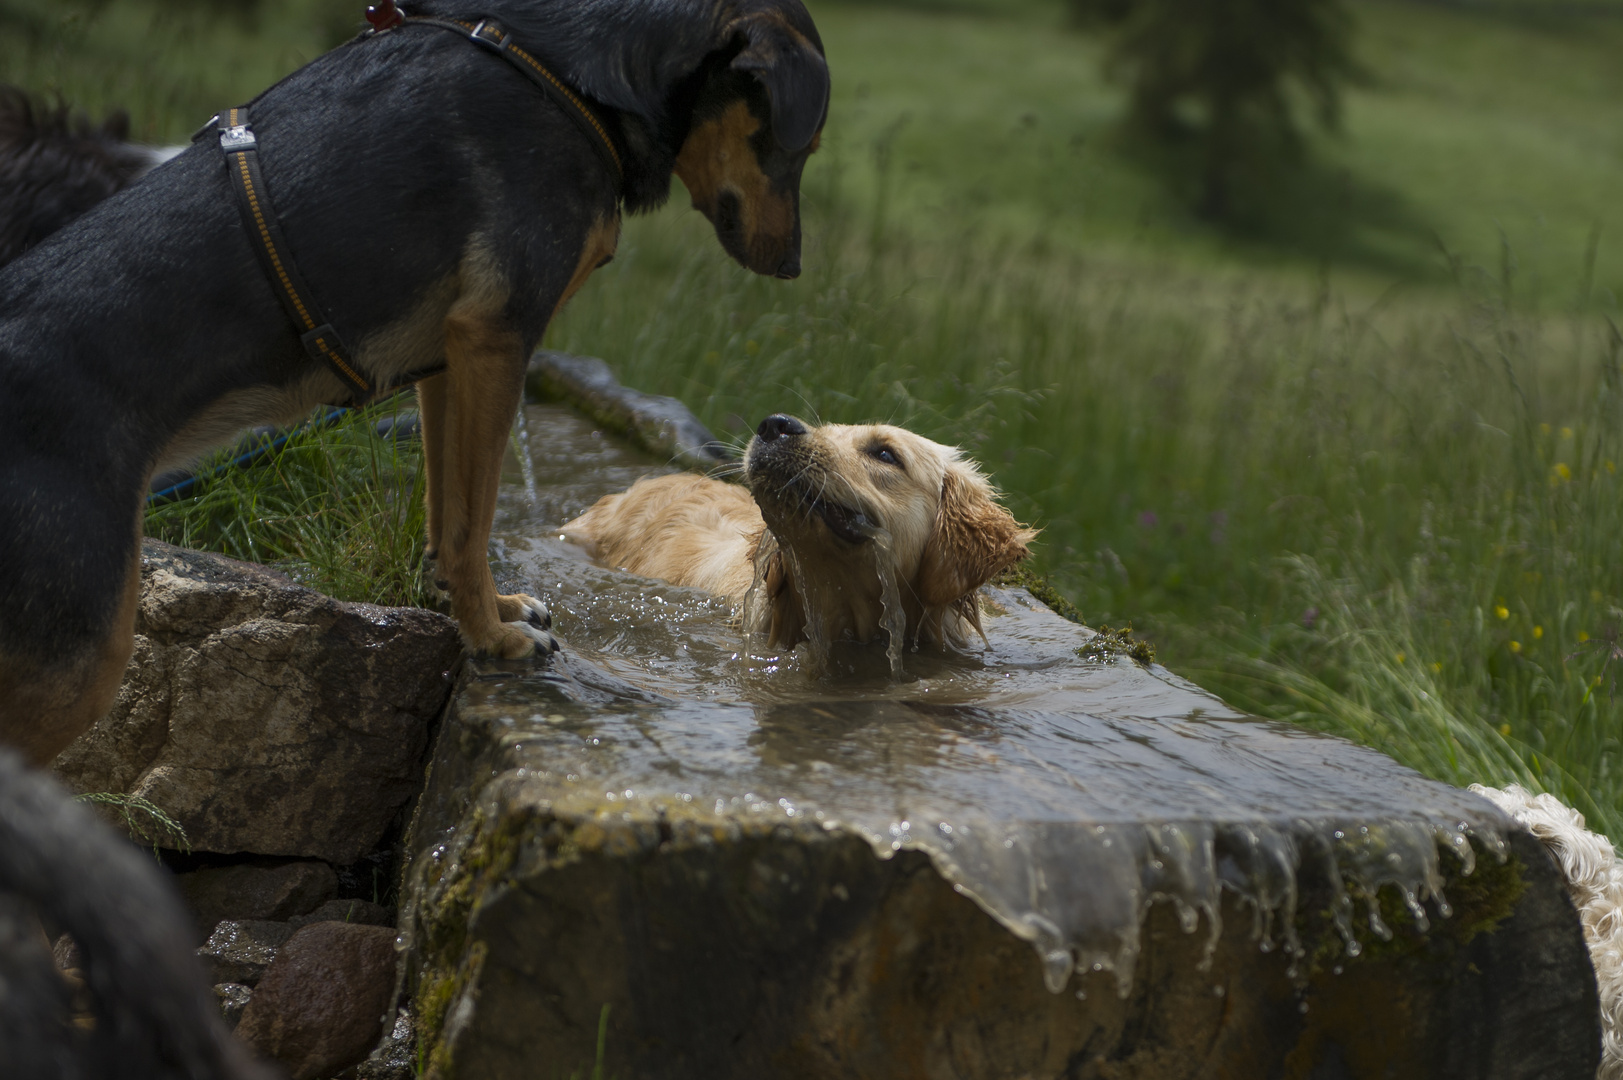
(485, 404, 1513, 996)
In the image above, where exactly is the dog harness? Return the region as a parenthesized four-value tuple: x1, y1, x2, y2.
(200, 3, 623, 407)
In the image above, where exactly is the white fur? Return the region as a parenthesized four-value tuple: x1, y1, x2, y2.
(1472, 783, 1623, 1078)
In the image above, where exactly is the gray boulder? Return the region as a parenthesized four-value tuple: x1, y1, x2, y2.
(53, 540, 463, 864)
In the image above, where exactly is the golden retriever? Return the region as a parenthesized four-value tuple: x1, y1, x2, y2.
(562, 414, 1036, 650)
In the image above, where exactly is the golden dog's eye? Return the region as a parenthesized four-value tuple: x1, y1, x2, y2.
(867, 445, 902, 468)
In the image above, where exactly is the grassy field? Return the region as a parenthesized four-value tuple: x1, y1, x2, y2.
(7, 0, 1623, 836)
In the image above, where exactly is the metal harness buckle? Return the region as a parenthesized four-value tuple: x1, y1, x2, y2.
(218, 124, 257, 151)
(468, 19, 507, 51)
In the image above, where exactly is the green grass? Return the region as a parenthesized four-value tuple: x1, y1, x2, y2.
(10, 0, 1623, 838)
(143, 399, 431, 608)
(75, 790, 190, 854)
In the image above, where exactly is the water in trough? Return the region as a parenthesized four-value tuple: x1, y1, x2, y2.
(400, 400, 1596, 1079)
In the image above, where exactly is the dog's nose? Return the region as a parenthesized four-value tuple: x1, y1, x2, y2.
(774, 252, 801, 280)
(756, 414, 807, 441)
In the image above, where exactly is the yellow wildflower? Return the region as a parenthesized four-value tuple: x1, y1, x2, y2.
(1494, 605, 1509, 620)
(1533, 625, 1543, 639)
(1552, 462, 1572, 483)
(1499, 723, 1512, 737)
(1395, 652, 1406, 664)
(1579, 630, 1590, 643)
(1561, 427, 1573, 439)
(1431, 661, 1442, 673)
(1509, 641, 1522, 653)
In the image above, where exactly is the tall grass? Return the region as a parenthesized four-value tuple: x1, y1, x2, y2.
(550, 168, 1623, 837)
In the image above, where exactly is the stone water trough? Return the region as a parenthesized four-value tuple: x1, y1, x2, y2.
(398, 358, 1600, 1079)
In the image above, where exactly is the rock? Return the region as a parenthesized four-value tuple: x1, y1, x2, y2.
(355, 1009, 416, 1080)
(527, 351, 735, 471)
(51, 933, 81, 972)
(197, 919, 293, 986)
(396, 397, 1599, 1080)
(289, 897, 394, 930)
(213, 983, 252, 1030)
(52, 539, 464, 864)
(236, 921, 399, 1080)
(177, 861, 337, 941)
(351, 401, 1598, 1078)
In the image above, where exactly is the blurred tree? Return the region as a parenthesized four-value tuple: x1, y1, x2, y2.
(1072, 0, 1361, 219)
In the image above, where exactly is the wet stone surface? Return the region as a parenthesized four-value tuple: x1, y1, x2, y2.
(401, 404, 1598, 1079)
(198, 919, 294, 987)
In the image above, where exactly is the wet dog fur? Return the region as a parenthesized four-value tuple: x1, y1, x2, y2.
(563, 415, 1037, 649)
(0, 0, 830, 764)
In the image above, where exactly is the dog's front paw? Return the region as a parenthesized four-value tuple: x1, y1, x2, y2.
(496, 592, 552, 631)
(477, 619, 559, 659)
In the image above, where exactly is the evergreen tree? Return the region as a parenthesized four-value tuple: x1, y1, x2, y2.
(1073, 0, 1362, 218)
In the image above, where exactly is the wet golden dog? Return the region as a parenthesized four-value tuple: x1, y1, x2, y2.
(563, 414, 1036, 649)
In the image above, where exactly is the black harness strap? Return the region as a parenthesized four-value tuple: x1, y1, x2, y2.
(202, 14, 620, 409)
(214, 106, 376, 404)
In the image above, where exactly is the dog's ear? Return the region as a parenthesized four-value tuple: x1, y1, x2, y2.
(916, 465, 1038, 609)
(728, 14, 830, 152)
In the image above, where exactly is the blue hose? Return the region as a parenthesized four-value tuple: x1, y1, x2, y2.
(146, 406, 419, 506)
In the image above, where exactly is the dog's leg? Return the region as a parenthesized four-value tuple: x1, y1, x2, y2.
(436, 308, 554, 658)
(416, 372, 451, 605)
(417, 372, 448, 563)
(0, 541, 140, 766)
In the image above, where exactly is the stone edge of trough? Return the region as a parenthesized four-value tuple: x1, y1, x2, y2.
(526, 350, 738, 473)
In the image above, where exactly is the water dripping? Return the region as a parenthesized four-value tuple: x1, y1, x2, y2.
(510, 409, 540, 509)
(782, 545, 831, 672)
(865, 526, 906, 677)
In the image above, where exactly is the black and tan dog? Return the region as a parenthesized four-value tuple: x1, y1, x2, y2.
(0, 0, 829, 764)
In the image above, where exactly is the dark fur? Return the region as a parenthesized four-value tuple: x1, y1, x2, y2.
(0, 86, 162, 267)
(0, 0, 829, 762)
(0, 750, 270, 1078)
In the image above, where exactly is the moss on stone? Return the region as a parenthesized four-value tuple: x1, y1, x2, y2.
(411, 804, 537, 1076)
(993, 565, 1084, 625)
(1077, 624, 1158, 667)
(1295, 837, 1527, 977)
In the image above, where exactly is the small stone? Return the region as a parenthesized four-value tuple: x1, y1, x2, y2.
(51, 932, 82, 972)
(288, 898, 393, 930)
(197, 919, 294, 986)
(213, 983, 252, 1031)
(177, 861, 337, 941)
(355, 1009, 416, 1080)
(236, 922, 398, 1080)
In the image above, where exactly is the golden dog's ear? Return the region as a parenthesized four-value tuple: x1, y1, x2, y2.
(729, 13, 830, 152)
(916, 465, 1038, 609)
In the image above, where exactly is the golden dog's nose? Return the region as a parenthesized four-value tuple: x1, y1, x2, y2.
(756, 414, 807, 441)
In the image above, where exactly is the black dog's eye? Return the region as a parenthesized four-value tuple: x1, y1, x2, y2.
(867, 445, 902, 468)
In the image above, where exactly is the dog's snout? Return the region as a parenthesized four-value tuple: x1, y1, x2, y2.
(774, 252, 801, 280)
(757, 414, 807, 441)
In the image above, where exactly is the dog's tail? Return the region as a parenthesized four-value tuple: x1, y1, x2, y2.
(0, 749, 272, 1079)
